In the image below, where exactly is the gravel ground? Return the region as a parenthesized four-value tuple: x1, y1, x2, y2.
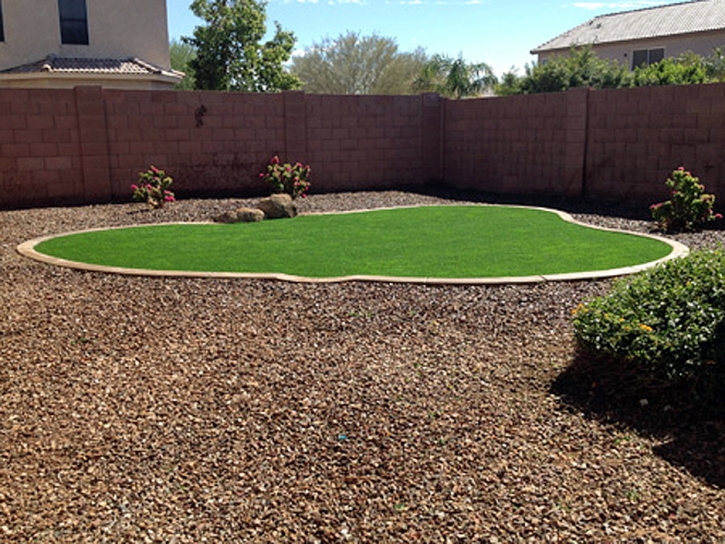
(1, 191, 723, 542)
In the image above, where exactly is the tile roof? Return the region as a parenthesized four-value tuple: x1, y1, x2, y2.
(0, 56, 178, 77)
(532, 0, 725, 53)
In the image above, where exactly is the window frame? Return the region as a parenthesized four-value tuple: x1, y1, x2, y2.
(58, 0, 89, 45)
(0, 1, 5, 43)
(632, 47, 665, 69)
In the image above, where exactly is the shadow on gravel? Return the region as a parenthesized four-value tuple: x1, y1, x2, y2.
(415, 184, 722, 228)
(413, 185, 654, 220)
(551, 352, 725, 489)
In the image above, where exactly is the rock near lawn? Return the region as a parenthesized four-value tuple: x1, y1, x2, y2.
(236, 207, 265, 222)
(214, 207, 265, 223)
(214, 210, 238, 224)
(256, 194, 297, 219)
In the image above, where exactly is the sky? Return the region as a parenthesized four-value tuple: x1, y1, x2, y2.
(165, 0, 688, 77)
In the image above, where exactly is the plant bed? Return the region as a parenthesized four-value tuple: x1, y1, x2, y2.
(1, 193, 723, 542)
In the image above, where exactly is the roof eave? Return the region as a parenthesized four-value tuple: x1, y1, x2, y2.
(532, 26, 725, 55)
(0, 70, 183, 87)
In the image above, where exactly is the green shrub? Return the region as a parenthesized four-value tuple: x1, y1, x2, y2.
(631, 56, 709, 87)
(131, 166, 175, 209)
(650, 167, 720, 232)
(259, 155, 311, 199)
(572, 249, 725, 383)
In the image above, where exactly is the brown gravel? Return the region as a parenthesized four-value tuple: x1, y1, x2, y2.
(1, 191, 723, 543)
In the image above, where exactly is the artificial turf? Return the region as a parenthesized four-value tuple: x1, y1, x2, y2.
(34, 205, 674, 278)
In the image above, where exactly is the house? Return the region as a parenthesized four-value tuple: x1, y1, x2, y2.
(531, 0, 725, 70)
(0, 0, 182, 89)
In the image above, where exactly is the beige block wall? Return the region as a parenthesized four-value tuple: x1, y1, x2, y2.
(537, 29, 725, 68)
(0, 0, 171, 71)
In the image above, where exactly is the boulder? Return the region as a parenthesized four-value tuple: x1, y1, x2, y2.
(256, 193, 297, 219)
(236, 207, 265, 222)
(214, 207, 266, 223)
(214, 210, 239, 224)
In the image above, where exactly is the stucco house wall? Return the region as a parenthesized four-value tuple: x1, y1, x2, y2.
(537, 29, 725, 69)
(0, 0, 181, 89)
(532, 0, 725, 69)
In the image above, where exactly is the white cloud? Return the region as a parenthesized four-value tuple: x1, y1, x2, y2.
(398, 0, 486, 4)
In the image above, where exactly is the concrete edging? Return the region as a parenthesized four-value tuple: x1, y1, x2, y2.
(16, 205, 690, 285)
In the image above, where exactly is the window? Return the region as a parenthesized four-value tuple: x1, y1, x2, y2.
(632, 48, 664, 69)
(58, 0, 88, 45)
(0, 1, 5, 42)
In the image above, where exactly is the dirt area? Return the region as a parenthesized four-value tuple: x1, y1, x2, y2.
(1, 191, 723, 542)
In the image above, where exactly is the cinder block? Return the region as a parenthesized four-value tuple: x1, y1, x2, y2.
(30, 144, 59, 158)
(17, 157, 45, 171)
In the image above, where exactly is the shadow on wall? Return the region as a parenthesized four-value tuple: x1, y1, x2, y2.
(551, 352, 725, 489)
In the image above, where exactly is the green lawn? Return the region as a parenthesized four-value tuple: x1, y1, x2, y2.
(34, 206, 674, 278)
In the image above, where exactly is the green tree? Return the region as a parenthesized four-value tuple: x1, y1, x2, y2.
(183, 0, 300, 92)
(496, 47, 723, 96)
(510, 46, 629, 95)
(494, 69, 523, 96)
(169, 38, 197, 90)
(414, 54, 497, 99)
(290, 32, 429, 95)
(704, 48, 725, 82)
(631, 54, 709, 87)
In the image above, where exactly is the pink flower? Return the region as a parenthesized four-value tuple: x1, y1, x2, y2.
(271, 156, 280, 165)
(715, 213, 723, 220)
(131, 184, 138, 191)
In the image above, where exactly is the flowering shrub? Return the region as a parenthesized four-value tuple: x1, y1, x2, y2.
(259, 156, 311, 199)
(131, 166, 175, 209)
(650, 167, 721, 232)
(572, 249, 725, 384)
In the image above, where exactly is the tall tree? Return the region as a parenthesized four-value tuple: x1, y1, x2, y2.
(183, 0, 300, 92)
(495, 46, 628, 95)
(705, 47, 725, 82)
(169, 38, 197, 90)
(414, 54, 497, 99)
(290, 32, 429, 95)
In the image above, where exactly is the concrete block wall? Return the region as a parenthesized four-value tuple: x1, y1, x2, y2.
(0, 88, 85, 207)
(2, 83, 725, 209)
(443, 91, 574, 196)
(303, 93, 441, 192)
(0, 87, 441, 208)
(585, 84, 725, 202)
(104, 89, 286, 199)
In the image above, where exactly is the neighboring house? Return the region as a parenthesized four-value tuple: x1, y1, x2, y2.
(531, 0, 725, 70)
(0, 0, 182, 89)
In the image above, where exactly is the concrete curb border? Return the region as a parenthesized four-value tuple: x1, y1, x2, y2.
(17, 204, 690, 285)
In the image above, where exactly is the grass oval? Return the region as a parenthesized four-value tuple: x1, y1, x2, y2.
(32, 206, 676, 280)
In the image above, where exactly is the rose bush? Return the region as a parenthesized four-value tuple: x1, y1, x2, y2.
(650, 167, 720, 232)
(132, 166, 175, 209)
(260, 156, 311, 199)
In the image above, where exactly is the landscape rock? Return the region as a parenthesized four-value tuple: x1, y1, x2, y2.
(2, 193, 724, 541)
(214, 207, 265, 223)
(256, 193, 297, 219)
(214, 210, 239, 223)
(235, 207, 265, 222)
